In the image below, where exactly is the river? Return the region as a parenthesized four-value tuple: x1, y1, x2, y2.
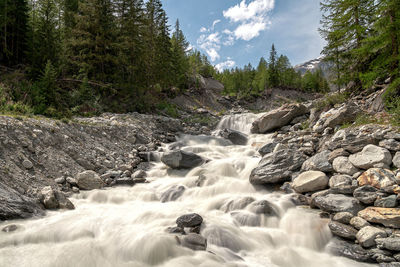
(0, 113, 371, 267)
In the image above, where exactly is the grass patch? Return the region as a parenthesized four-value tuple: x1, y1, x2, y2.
(340, 114, 386, 129)
(315, 92, 350, 112)
(156, 101, 179, 118)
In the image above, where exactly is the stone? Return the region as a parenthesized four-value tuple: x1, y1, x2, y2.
(249, 149, 307, 185)
(131, 170, 146, 179)
(353, 185, 379, 204)
(76, 170, 104, 190)
(356, 226, 387, 248)
(39, 186, 58, 209)
(66, 177, 78, 186)
(326, 127, 378, 154)
(115, 178, 135, 186)
(328, 221, 358, 240)
(358, 168, 397, 189)
(358, 207, 400, 228)
(313, 194, 364, 215)
(2, 224, 18, 232)
(301, 150, 333, 172)
(349, 145, 392, 170)
(376, 237, 400, 251)
(218, 128, 248, 146)
(220, 197, 255, 212)
(350, 216, 370, 230)
(332, 157, 359, 176)
(160, 185, 186, 203)
(333, 212, 354, 224)
(292, 171, 329, 193)
(161, 150, 204, 169)
(379, 139, 400, 151)
(329, 174, 355, 194)
(313, 103, 359, 133)
(72, 187, 80, 193)
(176, 213, 203, 228)
(379, 263, 400, 267)
(53, 191, 74, 210)
(22, 159, 33, 169)
(393, 152, 400, 169)
(258, 142, 278, 156)
(328, 149, 350, 163)
(251, 103, 308, 134)
(177, 233, 207, 251)
(231, 211, 261, 227)
(55, 177, 65, 184)
(166, 226, 185, 234)
(374, 195, 398, 208)
(326, 238, 372, 262)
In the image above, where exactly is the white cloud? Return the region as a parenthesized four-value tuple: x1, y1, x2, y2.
(197, 32, 221, 62)
(223, 0, 274, 41)
(212, 19, 221, 29)
(223, 29, 235, 46)
(215, 58, 236, 72)
(200, 27, 207, 33)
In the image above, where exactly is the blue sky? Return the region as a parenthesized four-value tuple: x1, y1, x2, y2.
(163, 0, 325, 71)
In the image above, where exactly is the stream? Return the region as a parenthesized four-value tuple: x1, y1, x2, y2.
(0, 113, 371, 267)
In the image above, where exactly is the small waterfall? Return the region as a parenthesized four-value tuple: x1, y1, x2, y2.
(0, 113, 370, 267)
(216, 113, 264, 134)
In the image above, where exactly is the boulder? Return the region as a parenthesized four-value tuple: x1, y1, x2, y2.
(393, 152, 400, 169)
(328, 149, 350, 163)
(115, 178, 135, 186)
(76, 170, 104, 190)
(326, 238, 372, 262)
(329, 174, 355, 194)
(2, 224, 18, 232)
(379, 139, 400, 151)
(161, 150, 204, 169)
(160, 185, 186, 203)
(332, 157, 359, 176)
(251, 103, 308, 134)
(38, 186, 58, 209)
(353, 185, 379, 205)
(356, 226, 387, 248)
(292, 171, 329, 193)
(376, 237, 400, 251)
(350, 216, 370, 230)
(349, 145, 392, 170)
(333, 212, 354, 224)
(358, 207, 400, 228)
(328, 221, 358, 240)
(176, 213, 203, 228)
(358, 168, 397, 189)
(231, 211, 261, 227)
(258, 142, 278, 156)
(301, 150, 333, 172)
(247, 200, 279, 217)
(218, 129, 248, 146)
(374, 195, 398, 208)
(313, 103, 359, 133)
(249, 149, 307, 185)
(22, 159, 33, 169)
(177, 233, 207, 251)
(313, 194, 364, 214)
(131, 170, 146, 179)
(326, 128, 377, 154)
(220, 197, 255, 212)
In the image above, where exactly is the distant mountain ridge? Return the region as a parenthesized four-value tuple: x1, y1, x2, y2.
(294, 57, 333, 79)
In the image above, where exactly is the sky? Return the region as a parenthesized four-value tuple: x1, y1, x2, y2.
(163, 0, 325, 71)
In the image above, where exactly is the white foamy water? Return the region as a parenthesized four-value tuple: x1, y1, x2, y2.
(0, 114, 370, 267)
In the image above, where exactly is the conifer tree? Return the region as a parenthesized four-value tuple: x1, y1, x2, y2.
(268, 44, 279, 87)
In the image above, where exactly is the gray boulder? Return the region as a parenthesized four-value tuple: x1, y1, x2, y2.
(326, 238, 372, 262)
(251, 103, 308, 134)
(349, 145, 392, 169)
(2, 224, 18, 232)
(376, 237, 400, 251)
(22, 159, 33, 169)
(292, 171, 329, 193)
(379, 139, 400, 151)
(313, 194, 364, 214)
(350, 216, 370, 230)
(393, 152, 400, 168)
(176, 213, 203, 228)
(76, 170, 104, 190)
(353, 185, 378, 205)
(301, 150, 333, 172)
(332, 157, 359, 176)
(218, 129, 248, 146)
(313, 103, 359, 133)
(356, 226, 387, 248)
(329, 174, 355, 194)
(328, 221, 358, 240)
(326, 128, 377, 154)
(161, 150, 204, 169)
(333, 212, 354, 224)
(258, 142, 278, 156)
(39, 186, 58, 209)
(247, 200, 279, 217)
(374, 195, 398, 208)
(249, 149, 307, 185)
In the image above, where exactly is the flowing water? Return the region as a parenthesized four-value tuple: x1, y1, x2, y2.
(0, 114, 370, 267)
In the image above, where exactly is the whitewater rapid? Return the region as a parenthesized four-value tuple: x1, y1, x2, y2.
(0, 113, 370, 267)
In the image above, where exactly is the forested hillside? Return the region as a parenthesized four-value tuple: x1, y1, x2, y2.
(0, 0, 215, 117)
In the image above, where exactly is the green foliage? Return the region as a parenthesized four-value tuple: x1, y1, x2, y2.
(315, 92, 349, 111)
(156, 101, 179, 118)
(384, 78, 400, 125)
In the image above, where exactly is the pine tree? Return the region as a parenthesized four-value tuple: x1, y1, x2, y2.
(268, 44, 279, 87)
(252, 57, 268, 93)
(0, 0, 29, 66)
(171, 19, 189, 90)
